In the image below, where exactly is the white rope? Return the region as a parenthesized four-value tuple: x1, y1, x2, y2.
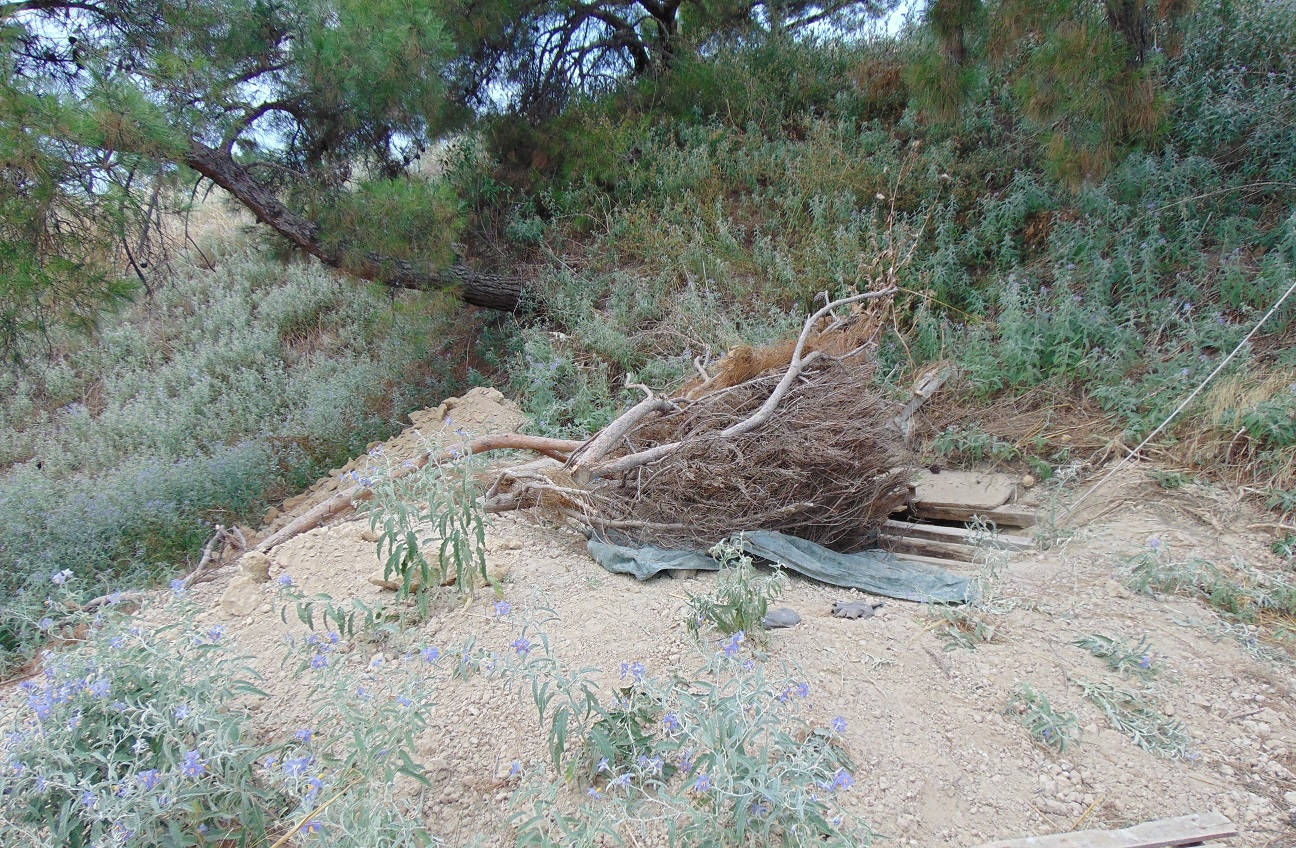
(1063, 275, 1296, 520)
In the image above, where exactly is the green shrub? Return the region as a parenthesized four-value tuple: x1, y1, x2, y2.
(500, 619, 872, 847)
(0, 599, 280, 846)
(0, 247, 478, 672)
(685, 540, 785, 646)
(1005, 685, 1078, 753)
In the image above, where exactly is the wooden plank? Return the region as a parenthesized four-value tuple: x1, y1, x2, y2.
(882, 519, 1034, 552)
(889, 552, 971, 570)
(975, 812, 1237, 848)
(912, 469, 1018, 511)
(878, 535, 976, 562)
(908, 502, 1037, 529)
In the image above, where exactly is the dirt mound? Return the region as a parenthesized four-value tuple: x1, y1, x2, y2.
(254, 387, 525, 542)
(181, 466, 1296, 847)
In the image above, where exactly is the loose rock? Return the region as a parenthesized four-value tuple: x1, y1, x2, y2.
(763, 607, 802, 629)
(219, 574, 263, 616)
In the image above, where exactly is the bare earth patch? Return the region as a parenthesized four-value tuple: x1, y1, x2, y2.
(178, 395, 1296, 847)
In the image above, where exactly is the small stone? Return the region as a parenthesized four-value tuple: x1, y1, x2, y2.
(239, 551, 272, 583)
(486, 557, 510, 583)
(219, 574, 262, 616)
(494, 535, 524, 551)
(763, 607, 801, 629)
(1105, 579, 1133, 599)
(359, 528, 381, 543)
(369, 571, 422, 592)
(668, 569, 698, 580)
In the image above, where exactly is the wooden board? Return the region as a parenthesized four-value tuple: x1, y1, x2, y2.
(912, 469, 1018, 511)
(890, 552, 971, 570)
(908, 502, 1037, 529)
(879, 535, 975, 562)
(975, 812, 1237, 848)
(882, 519, 1034, 552)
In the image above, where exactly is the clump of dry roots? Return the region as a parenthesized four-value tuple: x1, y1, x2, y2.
(490, 289, 912, 551)
(253, 291, 913, 558)
(579, 358, 909, 550)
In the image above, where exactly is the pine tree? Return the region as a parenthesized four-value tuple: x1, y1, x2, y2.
(0, 0, 517, 360)
(908, 0, 1190, 182)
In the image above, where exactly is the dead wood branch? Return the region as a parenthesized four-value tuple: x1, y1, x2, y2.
(255, 433, 582, 553)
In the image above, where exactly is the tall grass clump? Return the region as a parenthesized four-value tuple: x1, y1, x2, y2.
(0, 247, 480, 673)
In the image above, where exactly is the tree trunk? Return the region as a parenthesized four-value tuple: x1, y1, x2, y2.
(182, 142, 532, 312)
(1104, 0, 1151, 66)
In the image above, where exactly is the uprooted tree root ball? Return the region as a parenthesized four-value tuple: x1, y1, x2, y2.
(580, 358, 910, 550)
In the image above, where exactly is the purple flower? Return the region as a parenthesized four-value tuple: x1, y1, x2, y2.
(182, 750, 207, 778)
(587, 787, 604, 799)
(663, 713, 681, 732)
(174, 704, 190, 721)
(81, 790, 96, 808)
(509, 761, 522, 777)
(512, 637, 533, 655)
(831, 716, 847, 733)
(721, 631, 745, 657)
(89, 678, 110, 699)
(794, 682, 810, 698)
(51, 570, 72, 585)
(37, 618, 53, 631)
(284, 756, 313, 777)
(311, 654, 329, 669)
(277, 574, 294, 587)
(137, 769, 162, 790)
(396, 695, 413, 708)
(303, 820, 324, 835)
(207, 625, 225, 642)
(294, 728, 313, 743)
(170, 579, 187, 597)
(1139, 655, 1152, 669)
(692, 774, 711, 792)
(609, 772, 632, 789)
(493, 600, 511, 616)
(597, 757, 610, 772)
(421, 646, 440, 662)
(831, 768, 855, 791)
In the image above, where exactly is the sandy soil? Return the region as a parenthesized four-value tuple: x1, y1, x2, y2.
(174, 392, 1296, 848)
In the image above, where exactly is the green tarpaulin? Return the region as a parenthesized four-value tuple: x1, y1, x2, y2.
(587, 530, 977, 604)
